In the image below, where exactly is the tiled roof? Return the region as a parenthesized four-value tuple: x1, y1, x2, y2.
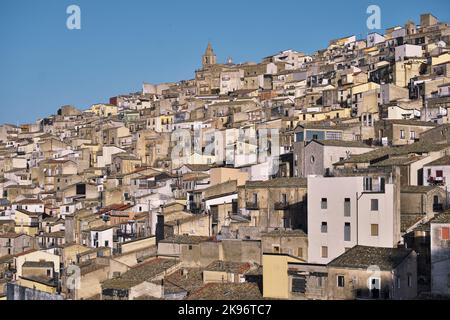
(312, 140, 373, 148)
(401, 185, 441, 194)
(328, 246, 413, 271)
(164, 268, 204, 295)
(159, 235, 213, 245)
(187, 283, 263, 300)
(101, 258, 179, 290)
(425, 155, 450, 166)
(244, 178, 307, 189)
(204, 261, 252, 274)
(431, 214, 450, 224)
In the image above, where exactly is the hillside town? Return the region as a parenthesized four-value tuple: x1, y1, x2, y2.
(1, 12, 450, 300)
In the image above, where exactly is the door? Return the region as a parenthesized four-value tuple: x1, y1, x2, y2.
(369, 277, 381, 299)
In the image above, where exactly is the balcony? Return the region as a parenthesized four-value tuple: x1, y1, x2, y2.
(246, 202, 259, 210)
(274, 202, 290, 210)
(428, 176, 445, 186)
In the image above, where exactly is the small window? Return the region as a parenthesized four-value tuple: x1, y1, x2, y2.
(442, 227, 450, 240)
(344, 198, 351, 217)
(188, 245, 193, 250)
(337, 275, 345, 287)
(371, 224, 379, 236)
(321, 198, 328, 209)
(408, 274, 413, 288)
(321, 246, 328, 258)
(273, 246, 280, 253)
(400, 130, 405, 139)
(410, 131, 416, 140)
(297, 247, 303, 258)
(321, 222, 328, 233)
(371, 199, 379, 211)
(344, 223, 351, 241)
(396, 276, 401, 289)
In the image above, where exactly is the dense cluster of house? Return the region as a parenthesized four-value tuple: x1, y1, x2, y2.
(1, 13, 450, 300)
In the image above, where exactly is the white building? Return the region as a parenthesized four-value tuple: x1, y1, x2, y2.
(88, 226, 114, 249)
(395, 44, 423, 62)
(307, 169, 401, 264)
(423, 156, 450, 189)
(367, 32, 385, 48)
(430, 214, 450, 296)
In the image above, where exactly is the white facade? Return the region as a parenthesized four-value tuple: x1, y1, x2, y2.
(367, 33, 385, 48)
(423, 163, 450, 189)
(430, 220, 450, 295)
(395, 44, 423, 62)
(307, 174, 400, 264)
(90, 228, 114, 249)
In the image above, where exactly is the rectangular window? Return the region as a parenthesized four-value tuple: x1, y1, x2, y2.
(442, 227, 450, 240)
(273, 246, 280, 253)
(253, 193, 258, 205)
(321, 246, 328, 258)
(410, 131, 416, 140)
(344, 198, 351, 217)
(321, 222, 328, 233)
(297, 247, 303, 258)
(408, 274, 412, 288)
(337, 275, 345, 287)
(321, 198, 328, 209)
(371, 224, 379, 236)
(364, 177, 373, 191)
(371, 199, 379, 211)
(400, 130, 405, 139)
(396, 276, 401, 289)
(344, 223, 351, 242)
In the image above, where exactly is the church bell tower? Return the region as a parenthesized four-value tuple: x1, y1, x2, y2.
(202, 42, 217, 67)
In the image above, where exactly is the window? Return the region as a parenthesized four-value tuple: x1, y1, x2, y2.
(188, 245, 193, 250)
(310, 155, 315, 164)
(410, 131, 416, 140)
(282, 194, 287, 205)
(396, 276, 401, 289)
(297, 247, 303, 258)
(253, 193, 258, 205)
(371, 224, 379, 236)
(321, 222, 328, 233)
(337, 275, 345, 287)
(442, 227, 450, 240)
(273, 246, 280, 253)
(292, 277, 305, 293)
(344, 198, 351, 217)
(400, 130, 405, 139)
(321, 246, 328, 258)
(321, 198, 328, 209)
(344, 223, 351, 241)
(47, 269, 51, 277)
(408, 274, 413, 288)
(371, 199, 379, 211)
(364, 177, 373, 191)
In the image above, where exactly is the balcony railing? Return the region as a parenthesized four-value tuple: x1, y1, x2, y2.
(428, 176, 445, 186)
(246, 202, 259, 210)
(274, 202, 290, 210)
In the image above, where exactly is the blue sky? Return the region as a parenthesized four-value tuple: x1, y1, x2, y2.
(1, 0, 450, 124)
